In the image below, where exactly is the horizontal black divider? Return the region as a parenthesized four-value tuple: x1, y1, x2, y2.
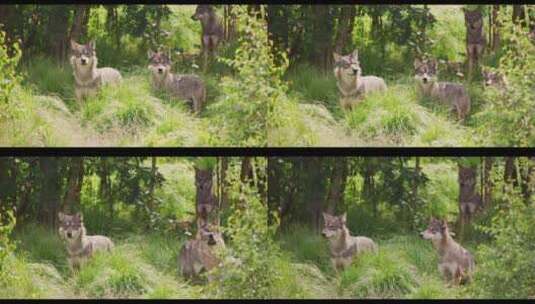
(0, 148, 533, 157)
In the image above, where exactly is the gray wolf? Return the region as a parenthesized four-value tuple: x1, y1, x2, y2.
(191, 5, 224, 71)
(58, 212, 114, 271)
(464, 8, 486, 80)
(333, 49, 387, 111)
(69, 40, 122, 102)
(414, 58, 471, 121)
(147, 50, 206, 114)
(420, 218, 475, 285)
(178, 224, 225, 282)
(321, 212, 378, 272)
(482, 69, 507, 89)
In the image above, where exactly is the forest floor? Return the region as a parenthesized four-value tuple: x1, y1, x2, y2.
(3, 227, 478, 299)
(276, 228, 480, 299)
(1, 66, 213, 147)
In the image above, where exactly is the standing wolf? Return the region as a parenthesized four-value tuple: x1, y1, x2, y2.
(322, 212, 378, 272)
(191, 5, 224, 71)
(420, 218, 475, 285)
(147, 50, 206, 114)
(69, 40, 122, 102)
(178, 224, 225, 282)
(58, 212, 114, 271)
(464, 8, 486, 80)
(333, 50, 387, 111)
(414, 58, 471, 121)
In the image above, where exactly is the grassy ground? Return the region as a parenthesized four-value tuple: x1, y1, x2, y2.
(276, 226, 482, 299)
(274, 5, 490, 147)
(1, 59, 218, 146)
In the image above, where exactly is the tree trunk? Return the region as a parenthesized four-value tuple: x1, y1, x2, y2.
(219, 157, 229, 212)
(38, 158, 61, 228)
(504, 157, 517, 186)
(46, 7, 71, 63)
(70, 5, 90, 43)
(482, 157, 494, 207)
(301, 157, 327, 232)
(333, 5, 356, 54)
(62, 157, 84, 213)
(98, 158, 113, 220)
(520, 157, 535, 202)
(148, 157, 157, 209)
(513, 5, 527, 27)
(324, 158, 348, 214)
(267, 157, 281, 226)
(195, 166, 216, 229)
(105, 6, 120, 51)
(309, 5, 334, 70)
(491, 5, 501, 51)
(410, 157, 422, 229)
(267, 5, 289, 55)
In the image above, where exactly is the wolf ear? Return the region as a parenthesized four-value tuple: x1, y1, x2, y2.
(351, 49, 359, 59)
(88, 40, 96, 50)
(147, 50, 154, 59)
(75, 212, 83, 221)
(340, 213, 347, 224)
(414, 58, 422, 69)
(70, 39, 79, 50)
(430, 59, 438, 68)
(440, 219, 448, 230)
(58, 212, 65, 222)
(332, 52, 341, 62)
(322, 212, 332, 222)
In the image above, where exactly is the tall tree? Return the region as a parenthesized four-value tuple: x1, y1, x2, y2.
(37, 157, 61, 227)
(69, 5, 90, 43)
(333, 5, 356, 54)
(62, 157, 84, 213)
(324, 158, 348, 214)
(195, 166, 216, 229)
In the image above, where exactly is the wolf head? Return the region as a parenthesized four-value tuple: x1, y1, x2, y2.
(459, 165, 477, 190)
(464, 9, 483, 31)
(191, 5, 214, 21)
(58, 212, 85, 241)
(70, 40, 96, 70)
(333, 50, 362, 80)
(414, 58, 438, 86)
(148, 50, 172, 80)
(197, 224, 224, 247)
(482, 69, 506, 88)
(322, 212, 346, 239)
(420, 218, 448, 241)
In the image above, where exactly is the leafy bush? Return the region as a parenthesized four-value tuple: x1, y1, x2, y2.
(208, 158, 282, 298)
(208, 6, 278, 146)
(469, 186, 535, 298)
(0, 209, 16, 280)
(475, 7, 535, 146)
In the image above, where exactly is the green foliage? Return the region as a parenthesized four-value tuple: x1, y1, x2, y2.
(0, 209, 16, 278)
(277, 224, 332, 274)
(209, 6, 278, 146)
(0, 29, 21, 108)
(469, 186, 535, 298)
(475, 7, 535, 146)
(21, 57, 75, 104)
(339, 247, 417, 298)
(208, 158, 280, 298)
(13, 225, 68, 274)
